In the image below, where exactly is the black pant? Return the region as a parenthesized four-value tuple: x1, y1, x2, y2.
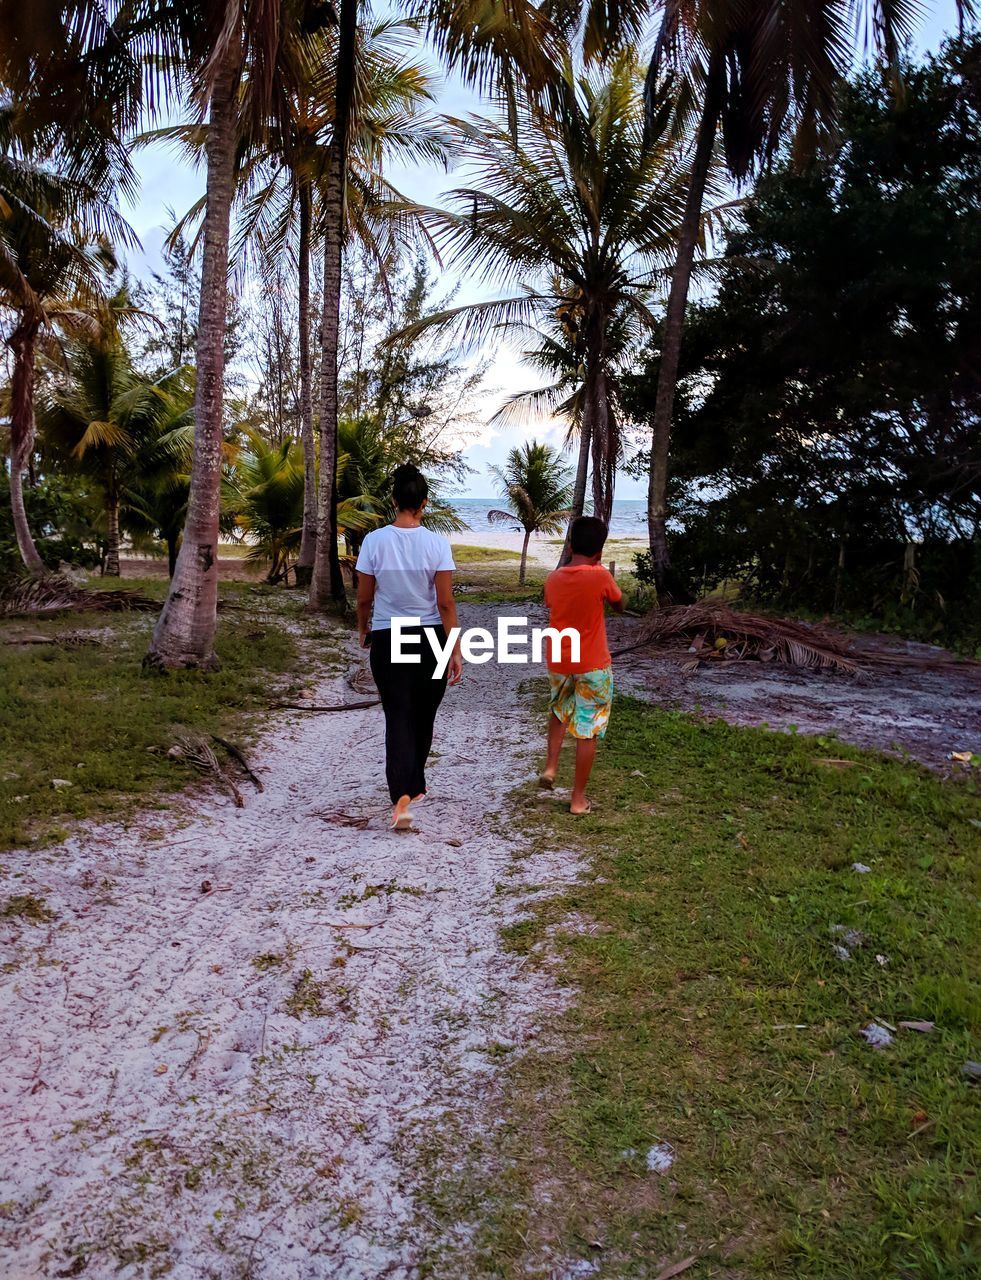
(369, 625, 448, 803)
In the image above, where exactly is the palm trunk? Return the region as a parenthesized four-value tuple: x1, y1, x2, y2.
(557, 417, 592, 567)
(588, 348, 615, 525)
(167, 533, 179, 578)
(519, 528, 530, 585)
(308, 181, 346, 609)
(145, 39, 240, 668)
(7, 322, 46, 576)
(309, 0, 356, 612)
(646, 53, 723, 602)
(295, 177, 317, 586)
(105, 477, 121, 577)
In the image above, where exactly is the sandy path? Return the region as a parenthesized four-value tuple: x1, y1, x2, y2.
(0, 607, 574, 1279)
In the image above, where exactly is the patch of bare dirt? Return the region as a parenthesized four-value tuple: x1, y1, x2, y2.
(119, 556, 267, 581)
(606, 612, 980, 769)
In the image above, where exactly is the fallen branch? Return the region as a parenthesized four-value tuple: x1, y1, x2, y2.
(274, 699, 380, 712)
(212, 735, 264, 792)
(655, 1258, 700, 1280)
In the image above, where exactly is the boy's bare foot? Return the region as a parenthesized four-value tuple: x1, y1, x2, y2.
(411, 791, 427, 805)
(391, 795, 413, 831)
(569, 796, 592, 815)
(537, 773, 555, 791)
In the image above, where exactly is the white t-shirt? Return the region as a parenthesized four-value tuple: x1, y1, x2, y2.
(355, 524, 456, 631)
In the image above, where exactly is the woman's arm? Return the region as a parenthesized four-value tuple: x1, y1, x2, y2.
(356, 572, 376, 648)
(434, 570, 463, 684)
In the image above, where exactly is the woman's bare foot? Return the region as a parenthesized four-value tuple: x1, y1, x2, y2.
(537, 772, 555, 791)
(569, 796, 592, 815)
(391, 795, 413, 831)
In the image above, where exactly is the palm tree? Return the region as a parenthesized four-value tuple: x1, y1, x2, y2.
(335, 414, 464, 555)
(136, 0, 561, 655)
(640, 0, 934, 599)
(307, 17, 449, 599)
(0, 128, 128, 574)
(139, 0, 322, 668)
(230, 424, 380, 581)
(229, 428, 306, 582)
(154, 14, 449, 590)
(38, 332, 189, 575)
(393, 50, 708, 535)
(490, 304, 641, 544)
(305, 0, 358, 613)
(0, 1, 142, 195)
(488, 441, 573, 584)
(123, 404, 195, 576)
(306, 0, 569, 613)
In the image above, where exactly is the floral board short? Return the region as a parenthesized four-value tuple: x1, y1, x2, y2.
(548, 666, 614, 740)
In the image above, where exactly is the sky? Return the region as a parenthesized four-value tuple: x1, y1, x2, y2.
(121, 0, 969, 498)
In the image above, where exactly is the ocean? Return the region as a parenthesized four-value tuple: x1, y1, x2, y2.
(449, 497, 648, 538)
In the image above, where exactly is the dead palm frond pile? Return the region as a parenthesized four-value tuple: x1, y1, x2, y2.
(618, 603, 981, 677)
(0, 575, 159, 618)
(619, 603, 862, 673)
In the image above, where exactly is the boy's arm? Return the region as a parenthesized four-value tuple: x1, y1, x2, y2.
(356, 573, 375, 647)
(435, 570, 463, 685)
(604, 569, 626, 614)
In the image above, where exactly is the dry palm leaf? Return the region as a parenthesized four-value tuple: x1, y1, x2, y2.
(348, 664, 377, 695)
(314, 810, 370, 829)
(0, 575, 158, 617)
(616, 604, 861, 673)
(170, 733, 244, 808)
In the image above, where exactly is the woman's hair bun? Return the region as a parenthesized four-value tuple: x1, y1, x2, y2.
(391, 463, 428, 511)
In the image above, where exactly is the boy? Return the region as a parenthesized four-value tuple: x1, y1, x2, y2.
(540, 515, 624, 814)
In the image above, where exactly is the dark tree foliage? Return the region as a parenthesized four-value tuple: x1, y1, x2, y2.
(0, 473, 104, 574)
(625, 35, 981, 648)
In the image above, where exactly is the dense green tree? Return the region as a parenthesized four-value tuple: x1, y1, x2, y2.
(39, 331, 192, 575)
(637, 0, 933, 599)
(0, 123, 126, 574)
(625, 35, 981, 643)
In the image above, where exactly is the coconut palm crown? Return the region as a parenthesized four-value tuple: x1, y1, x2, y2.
(488, 440, 573, 585)
(393, 48, 725, 535)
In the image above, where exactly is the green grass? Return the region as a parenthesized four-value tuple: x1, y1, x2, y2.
(0, 586, 312, 850)
(450, 560, 546, 604)
(436, 695, 981, 1279)
(452, 543, 523, 564)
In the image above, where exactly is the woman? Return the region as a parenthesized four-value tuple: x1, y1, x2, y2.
(355, 464, 463, 831)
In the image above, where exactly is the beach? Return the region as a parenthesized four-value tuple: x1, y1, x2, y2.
(446, 526, 646, 569)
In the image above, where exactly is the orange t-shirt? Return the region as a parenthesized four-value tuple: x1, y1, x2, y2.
(543, 564, 622, 674)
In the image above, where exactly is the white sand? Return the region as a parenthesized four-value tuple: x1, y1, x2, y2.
(0, 607, 582, 1278)
(448, 528, 645, 568)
